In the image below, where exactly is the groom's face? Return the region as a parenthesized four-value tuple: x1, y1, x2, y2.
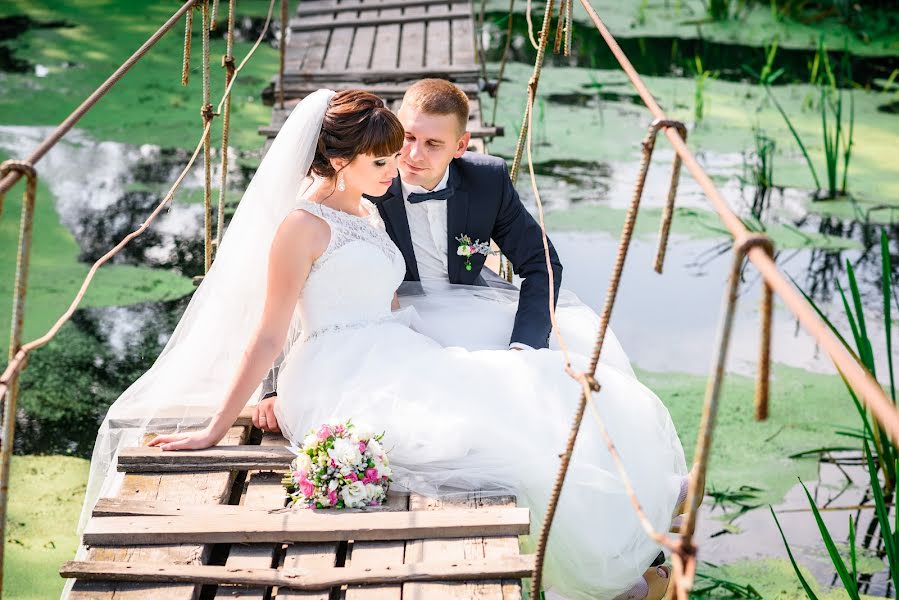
(397, 105, 469, 190)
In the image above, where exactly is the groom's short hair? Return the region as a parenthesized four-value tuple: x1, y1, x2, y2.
(402, 79, 469, 136)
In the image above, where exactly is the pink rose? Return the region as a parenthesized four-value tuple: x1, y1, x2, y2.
(364, 468, 379, 484)
(328, 490, 338, 506)
(299, 477, 315, 497)
(358, 441, 367, 453)
(317, 424, 332, 441)
(346, 472, 358, 482)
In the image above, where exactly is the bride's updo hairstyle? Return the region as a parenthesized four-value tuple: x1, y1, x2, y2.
(309, 90, 405, 178)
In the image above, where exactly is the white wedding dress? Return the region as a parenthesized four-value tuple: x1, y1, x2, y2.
(274, 198, 687, 600)
(76, 90, 685, 600)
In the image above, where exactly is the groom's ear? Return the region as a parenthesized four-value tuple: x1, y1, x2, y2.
(453, 132, 471, 158)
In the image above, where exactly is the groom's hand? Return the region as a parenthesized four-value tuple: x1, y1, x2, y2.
(253, 395, 281, 433)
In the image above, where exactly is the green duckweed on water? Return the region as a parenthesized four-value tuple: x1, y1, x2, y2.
(3, 455, 89, 600)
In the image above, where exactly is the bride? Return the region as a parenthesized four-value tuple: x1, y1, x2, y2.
(84, 89, 687, 600)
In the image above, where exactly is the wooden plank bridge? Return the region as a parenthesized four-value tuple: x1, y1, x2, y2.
(63, 1, 526, 598)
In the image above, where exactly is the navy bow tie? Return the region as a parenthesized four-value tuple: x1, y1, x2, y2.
(406, 186, 454, 204)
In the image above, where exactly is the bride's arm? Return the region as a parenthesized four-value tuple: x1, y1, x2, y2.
(149, 211, 327, 450)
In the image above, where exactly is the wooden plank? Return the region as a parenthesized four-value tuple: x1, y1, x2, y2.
(426, 2, 452, 69)
(276, 540, 339, 600)
(403, 494, 523, 600)
(83, 507, 531, 545)
(282, 66, 479, 82)
(370, 5, 401, 71)
(292, 13, 469, 32)
(108, 404, 254, 430)
(60, 556, 536, 589)
(450, 3, 476, 67)
(92, 499, 394, 518)
(344, 493, 409, 600)
(118, 444, 295, 472)
(270, 82, 480, 104)
(320, 9, 355, 73)
(299, 0, 468, 17)
(347, 9, 376, 71)
(69, 426, 249, 599)
(398, 4, 426, 70)
(214, 433, 287, 600)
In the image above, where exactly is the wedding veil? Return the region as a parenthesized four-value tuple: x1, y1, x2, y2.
(77, 89, 337, 531)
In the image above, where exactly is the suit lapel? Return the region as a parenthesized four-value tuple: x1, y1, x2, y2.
(371, 177, 420, 281)
(445, 161, 470, 283)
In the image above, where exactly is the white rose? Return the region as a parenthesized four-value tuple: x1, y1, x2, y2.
(355, 427, 373, 442)
(366, 439, 383, 458)
(329, 438, 362, 467)
(303, 433, 319, 449)
(328, 479, 339, 491)
(294, 453, 312, 473)
(364, 483, 384, 502)
(340, 481, 367, 508)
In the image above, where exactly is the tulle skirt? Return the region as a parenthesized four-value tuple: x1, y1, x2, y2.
(275, 283, 687, 599)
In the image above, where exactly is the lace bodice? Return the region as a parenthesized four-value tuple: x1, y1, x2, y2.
(295, 199, 405, 341)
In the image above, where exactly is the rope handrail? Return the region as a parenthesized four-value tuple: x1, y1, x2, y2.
(573, 0, 896, 442)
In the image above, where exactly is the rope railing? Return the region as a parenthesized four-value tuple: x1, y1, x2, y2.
(0, 1, 279, 593)
(513, 1, 898, 597)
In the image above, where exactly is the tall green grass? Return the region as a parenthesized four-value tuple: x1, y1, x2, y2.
(776, 229, 897, 596)
(747, 37, 856, 199)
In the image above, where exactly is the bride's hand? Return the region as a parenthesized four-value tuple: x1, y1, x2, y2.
(147, 426, 222, 451)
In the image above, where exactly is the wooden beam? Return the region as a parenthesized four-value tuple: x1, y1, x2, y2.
(281, 66, 479, 83)
(60, 556, 536, 589)
(118, 444, 294, 472)
(108, 404, 254, 430)
(82, 507, 530, 545)
(265, 82, 480, 103)
(291, 12, 468, 33)
(92, 497, 398, 518)
(297, 0, 469, 18)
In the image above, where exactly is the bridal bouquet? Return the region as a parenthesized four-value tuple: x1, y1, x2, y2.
(283, 420, 392, 509)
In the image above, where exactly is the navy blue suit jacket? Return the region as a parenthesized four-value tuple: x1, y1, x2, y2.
(368, 152, 563, 349)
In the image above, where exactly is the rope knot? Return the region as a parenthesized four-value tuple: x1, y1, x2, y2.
(221, 55, 236, 72)
(734, 232, 774, 258)
(201, 103, 217, 122)
(0, 159, 37, 180)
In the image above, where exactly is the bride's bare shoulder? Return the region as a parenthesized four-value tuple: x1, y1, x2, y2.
(273, 209, 330, 257)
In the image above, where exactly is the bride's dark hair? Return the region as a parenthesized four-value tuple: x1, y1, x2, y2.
(309, 90, 405, 178)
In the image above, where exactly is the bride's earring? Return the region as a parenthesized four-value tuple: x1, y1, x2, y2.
(337, 173, 346, 192)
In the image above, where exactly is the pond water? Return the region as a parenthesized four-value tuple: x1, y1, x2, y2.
(2, 2, 898, 594)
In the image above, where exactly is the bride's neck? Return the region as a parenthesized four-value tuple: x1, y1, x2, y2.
(307, 177, 364, 215)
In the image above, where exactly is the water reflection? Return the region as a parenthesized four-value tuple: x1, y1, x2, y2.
(0, 126, 253, 275)
(14, 297, 189, 456)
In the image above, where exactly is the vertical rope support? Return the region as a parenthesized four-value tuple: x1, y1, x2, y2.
(0, 160, 37, 595)
(564, 0, 573, 57)
(756, 249, 774, 420)
(510, 0, 555, 183)
(216, 0, 237, 253)
(672, 234, 774, 598)
(553, 0, 565, 54)
(210, 0, 220, 29)
(653, 120, 687, 275)
(278, 0, 288, 109)
(181, 3, 195, 86)
(201, 0, 214, 273)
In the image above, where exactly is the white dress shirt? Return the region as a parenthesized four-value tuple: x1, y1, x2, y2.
(400, 167, 451, 282)
(400, 168, 532, 351)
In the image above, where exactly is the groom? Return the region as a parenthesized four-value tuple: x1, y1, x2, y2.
(253, 79, 562, 432)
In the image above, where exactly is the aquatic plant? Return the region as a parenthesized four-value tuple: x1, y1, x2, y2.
(693, 55, 717, 123)
(740, 128, 776, 220)
(748, 37, 856, 199)
(775, 230, 897, 596)
(693, 567, 764, 598)
(703, 0, 745, 21)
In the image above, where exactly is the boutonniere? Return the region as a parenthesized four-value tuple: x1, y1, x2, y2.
(455, 234, 497, 271)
